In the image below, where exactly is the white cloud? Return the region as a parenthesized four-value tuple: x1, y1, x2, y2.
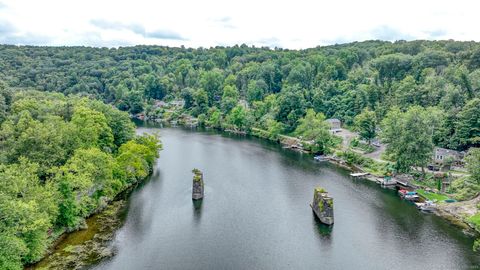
(0, 0, 479, 48)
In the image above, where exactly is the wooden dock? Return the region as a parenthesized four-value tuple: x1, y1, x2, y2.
(350, 172, 370, 178)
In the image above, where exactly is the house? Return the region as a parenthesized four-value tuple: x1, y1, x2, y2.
(326, 118, 341, 133)
(433, 147, 464, 167)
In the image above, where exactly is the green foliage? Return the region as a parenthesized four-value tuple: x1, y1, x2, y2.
(350, 138, 375, 153)
(0, 233, 27, 270)
(0, 42, 478, 149)
(221, 85, 239, 114)
(225, 105, 253, 132)
(465, 148, 480, 184)
(71, 106, 114, 151)
(449, 148, 480, 200)
(354, 108, 376, 144)
(416, 189, 450, 202)
(0, 91, 161, 269)
(452, 99, 480, 150)
(381, 106, 437, 172)
(474, 239, 480, 252)
(294, 109, 334, 154)
(336, 150, 390, 175)
(449, 176, 480, 201)
(468, 214, 480, 231)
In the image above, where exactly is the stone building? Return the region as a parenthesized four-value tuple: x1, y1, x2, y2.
(433, 147, 464, 167)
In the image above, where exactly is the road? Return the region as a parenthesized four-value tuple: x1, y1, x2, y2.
(335, 128, 386, 162)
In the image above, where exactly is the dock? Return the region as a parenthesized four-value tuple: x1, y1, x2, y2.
(350, 172, 370, 178)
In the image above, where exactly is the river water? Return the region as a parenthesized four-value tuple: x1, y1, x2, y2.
(92, 126, 479, 270)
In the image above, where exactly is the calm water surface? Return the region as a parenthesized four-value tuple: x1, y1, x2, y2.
(93, 126, 479, 270)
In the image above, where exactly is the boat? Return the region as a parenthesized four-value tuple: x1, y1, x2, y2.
(404, 191, 420, 202)
(398, 189, 408, 198)
(314, 155, 325, 161)
(415, 200, 436, 212)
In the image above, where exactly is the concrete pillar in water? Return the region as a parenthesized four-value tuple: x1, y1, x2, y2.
(192, 169, 204, 200)
(310, 187, 334, 225)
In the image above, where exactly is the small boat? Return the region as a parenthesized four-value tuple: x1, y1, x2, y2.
(398, 189, 408, 198)
(314, 155, 325, 161)
(415, 200, 436, 212)
(404, 191, 420, 202)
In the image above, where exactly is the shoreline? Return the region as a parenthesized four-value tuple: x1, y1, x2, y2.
(163, 120, 480, 238)
(26, 169, 155, 269)
(32, 121, 477, 269)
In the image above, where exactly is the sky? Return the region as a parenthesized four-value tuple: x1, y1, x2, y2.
(0, 0, 478, 49)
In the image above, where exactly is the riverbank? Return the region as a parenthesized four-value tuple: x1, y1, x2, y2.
(88, 126, 480, 269)
(152, 118, 480, 240)
(27, 201, 127, 270)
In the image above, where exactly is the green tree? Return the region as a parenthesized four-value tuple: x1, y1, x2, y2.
(452, 98, 480, 150)
(354, 108, 377, 144)
(200, 69, 224, 105)
(221, 85, 239, 113)
(381, 106, 435, 173)
(192, 89, 209, 116)
(294, 109, 334, 154)
(465, 148, 480, 184)
(71, 106, 114, 151)
(276, 85, 306, 132)
(226, 105, 252, 131)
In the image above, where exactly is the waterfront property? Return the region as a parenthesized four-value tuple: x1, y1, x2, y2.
(326, 118, 342, 133)
(433, 147, 464, 168)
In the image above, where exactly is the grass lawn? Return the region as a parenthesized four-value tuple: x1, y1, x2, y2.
(468, 214, 480, 230)
(416, 189, 450, 202)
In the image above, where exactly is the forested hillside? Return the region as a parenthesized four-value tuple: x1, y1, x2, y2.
(0, 89, 161, 269)
(0, 40, 478, 152)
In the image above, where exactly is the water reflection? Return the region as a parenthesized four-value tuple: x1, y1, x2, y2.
(93, 127, 480, 270)
(192, 199, 203, 226)
(312, 213, 333, 238)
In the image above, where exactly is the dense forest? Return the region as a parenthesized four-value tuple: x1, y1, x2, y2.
(0, 89, 161, 270)
(1, 41, 480, 265)
(0, 40, 478, 153)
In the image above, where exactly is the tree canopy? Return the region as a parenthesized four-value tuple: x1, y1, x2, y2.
(0, 91, 161, 270)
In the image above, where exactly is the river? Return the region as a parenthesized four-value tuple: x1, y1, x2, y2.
(91, 125, 479, 270)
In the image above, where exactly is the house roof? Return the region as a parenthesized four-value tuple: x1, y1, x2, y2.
(435, 147, 462, 157)
(326, 118, 341, 123)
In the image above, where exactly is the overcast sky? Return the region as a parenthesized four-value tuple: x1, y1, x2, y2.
(0, 0, 478, 49)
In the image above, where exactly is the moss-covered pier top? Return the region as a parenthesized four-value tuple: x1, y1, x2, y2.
(310, 187, 334, 225)
(192, 169, 204, 200)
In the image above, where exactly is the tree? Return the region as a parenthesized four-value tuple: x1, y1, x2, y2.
(354, 108, 377, 144)
(0, 232, 27, 270)
(452, 98, 480, 150)
(275, 85, 306, 132)
(264, 118, 284, 141)
(124, 91, 144, 114)
(381, 106, 435, 173)
(220, 85, 239, 113)
(294, 109, 334, 154)
(206, 107, 222, 129)
(225, 105, 252, 131)
(465, 148, 480, 184)
(71, 106, 114, 151)
(371, 53, 413, 84)
(192, 89, 209, 116)
(199, 69, 224, 105)
(181, 88, 194, 109)
(143, 74, 167, 100)
(0, 159, 57, 264)
(0, 91, 162, 269)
